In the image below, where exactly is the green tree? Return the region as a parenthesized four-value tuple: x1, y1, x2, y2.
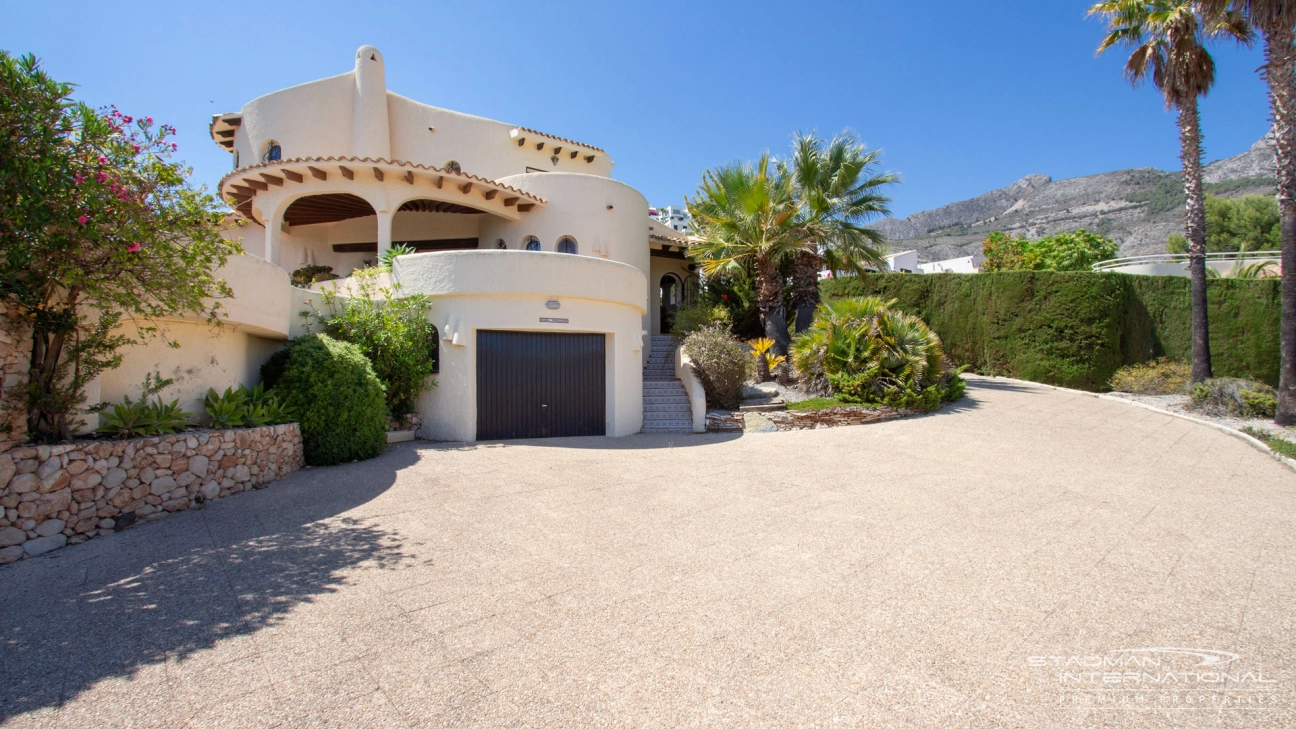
(781, 131, 897, 333)
(981, 229, 1118, 271)
(0, 52, 240, 441)
(1200, 0, 1296, 423)
(1090, 0, 1252, 383)
(1168, 195, 1280, 252)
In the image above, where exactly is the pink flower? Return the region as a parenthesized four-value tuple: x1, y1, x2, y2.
(77, 215, 88, 224)
(74, 176, 84, 184)
(126, 243, 141, 252)
(145, 117, 153, 124)
(96, 171, 108, 182)
(132, 145, 140, 153)
(123, 115, 132, 124)
(171, 142, 178, 151)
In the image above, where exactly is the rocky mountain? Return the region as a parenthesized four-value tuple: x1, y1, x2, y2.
(877, 135, 1278, 262)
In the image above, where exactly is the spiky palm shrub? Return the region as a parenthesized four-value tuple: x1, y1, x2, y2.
(790, 297, 965, 410)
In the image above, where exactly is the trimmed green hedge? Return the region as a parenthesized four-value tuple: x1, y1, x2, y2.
(262, 334, 388, 466)
(821, 272, 1279, 390)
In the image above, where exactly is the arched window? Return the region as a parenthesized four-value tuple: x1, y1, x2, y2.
(233, 150, 240, 169)
(556, 236, 578, 254)
(444, 160, 462, 174)
(262, 140, 281, 163)
(496, 239, 507, 250)
(524, 236, 541, 251)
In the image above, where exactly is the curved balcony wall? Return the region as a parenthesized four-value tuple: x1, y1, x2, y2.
(394, 251, 647, 442)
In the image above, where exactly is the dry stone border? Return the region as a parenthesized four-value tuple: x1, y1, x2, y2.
(0, 424, 304, 563)
(707, 405, 920, 433)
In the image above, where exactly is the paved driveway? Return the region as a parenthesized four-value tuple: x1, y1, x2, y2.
(2, 379, 1295, 728)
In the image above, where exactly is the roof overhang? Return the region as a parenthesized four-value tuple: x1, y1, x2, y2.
(209, 113, 242, 153)
(509, 127, 604, 163)
(218, 157, 547, 225)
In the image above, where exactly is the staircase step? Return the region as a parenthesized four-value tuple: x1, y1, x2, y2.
(645, 411, 692, 421)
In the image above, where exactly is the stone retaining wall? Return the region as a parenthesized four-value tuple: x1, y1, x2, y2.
(706, 406, 916, 433)
(764, 406, 911, 430)
(0, 424, 304, 563)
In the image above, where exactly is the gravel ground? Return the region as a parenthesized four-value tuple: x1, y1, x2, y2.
(1105, 391, 1295, 440)
(741, 380, 818, 403)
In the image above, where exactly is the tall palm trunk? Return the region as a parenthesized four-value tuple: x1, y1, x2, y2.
(1265, 24, 1296, 424)
(790, 248, 822, 333)
(754, 254, 790, 356)
(1179, 95, 1213, 382)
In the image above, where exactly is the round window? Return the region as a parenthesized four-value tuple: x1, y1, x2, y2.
(444, 160, 462, 174)
(556, 237, 577, 254)
(262, 140, 281, 163)
(524, 237, 541, 251)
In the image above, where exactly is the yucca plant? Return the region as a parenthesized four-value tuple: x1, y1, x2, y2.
(748, 337, 776, 382)
(204, 386, 249, 429)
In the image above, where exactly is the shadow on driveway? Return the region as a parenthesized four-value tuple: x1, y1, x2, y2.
(0, 443, 421, 722)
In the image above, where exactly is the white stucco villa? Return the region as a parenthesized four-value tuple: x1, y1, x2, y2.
(100, 46, 703, 442)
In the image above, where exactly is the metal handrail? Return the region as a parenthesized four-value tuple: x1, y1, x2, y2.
(1092, 250, 1280, 272)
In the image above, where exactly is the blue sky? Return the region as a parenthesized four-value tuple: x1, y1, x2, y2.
(0, 1, 1274, 218)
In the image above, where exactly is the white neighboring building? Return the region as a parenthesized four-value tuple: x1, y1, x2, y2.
(651, 205, 691, 234)
(181, 45, 705, 441)
(918, 255, 981, 274)
(884, 250, 919, 273)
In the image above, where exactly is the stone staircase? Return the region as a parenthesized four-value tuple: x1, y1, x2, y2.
(642, 335, 694, 434)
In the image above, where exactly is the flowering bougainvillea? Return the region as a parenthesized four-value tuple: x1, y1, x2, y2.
(0, 51, 242, 441)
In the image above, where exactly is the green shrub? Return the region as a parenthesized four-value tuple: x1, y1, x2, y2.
(97, 373, 192, 438)
(262, 334, 387, 466)
(290, 264, 340, 288)
(1108, 358, 1191, 395)
(682, 324, 751, 410)
(1190, 378, 1277, 419)
(1241, 427, 1296, 459)
(785, 397, 868, 411)
(821, 271, 1279, 390)
(981, 229, 1118, 272)
(378, 243, 416, 272)
(791, 297, 965, 411)
(670, 304, 731, 337)
(310, 274, 438, 417)
(203, 384, 294, 429)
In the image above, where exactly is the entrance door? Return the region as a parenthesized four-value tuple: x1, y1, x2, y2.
(476, 331, 606, 440)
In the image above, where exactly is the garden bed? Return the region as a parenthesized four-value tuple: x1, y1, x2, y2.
(706, 404, 921, 432)
(0, 424, 304, 564)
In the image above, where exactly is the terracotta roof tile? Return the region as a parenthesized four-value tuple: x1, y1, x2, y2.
(217, 156, 548, 208)
(511, 127, 606, 154)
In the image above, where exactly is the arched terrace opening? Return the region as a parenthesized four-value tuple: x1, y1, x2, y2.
(390, 198, 487, 252)
(281, 193, 378, 280)
(659, 273, 684, 334)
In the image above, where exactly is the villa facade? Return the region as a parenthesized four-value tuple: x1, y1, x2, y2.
(142, 45, 702, 442)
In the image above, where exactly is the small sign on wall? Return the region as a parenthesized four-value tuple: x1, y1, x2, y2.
(540, 317, 569, 323)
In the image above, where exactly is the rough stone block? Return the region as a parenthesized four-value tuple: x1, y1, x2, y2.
(200, 482, 219, 500)
(0, 545, 23, 563)
(149, 476, 177, 497)
(8, 473, 38, 494)
(188, 454, 208, 478)
(22, 533, 66, 556)
(0, 453, 14, 489)
(34, 490, 70, 518)
(0, 525, 26, 546)
(35, 518, 65, 537)
(39, 471, 69, 494)
(102, 467, 127, 489)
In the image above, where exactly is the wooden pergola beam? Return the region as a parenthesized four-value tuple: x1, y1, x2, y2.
(460, 182, 473, 194)
(483, 189, 497, 201)
(372, 167, 384, 182)
(308, 166, 327, 180)
(405, 170, 414, 185)
(230, 185, 255, 197)
(517, 203, 535, 212)
(282, 169, 304, 183)
(503, 197, 518, 207)
(259, 173, 283, 187)
(339, 166, 354, 180)
(241, 178, 268, 191)
(434, 176, 444, 189)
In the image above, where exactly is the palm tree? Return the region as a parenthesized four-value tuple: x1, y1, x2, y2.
(687, 154, 807, 355)
(1090, 0, 1251, 383)
(1199, 0, 1296, 422)
(782, 131, 898, 333)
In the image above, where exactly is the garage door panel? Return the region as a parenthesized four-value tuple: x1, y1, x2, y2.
(477, 331, 606, 440)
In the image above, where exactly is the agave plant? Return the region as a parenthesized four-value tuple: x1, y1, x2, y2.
(1206, 259, 1279, 279)
(378, 243, 416, 272)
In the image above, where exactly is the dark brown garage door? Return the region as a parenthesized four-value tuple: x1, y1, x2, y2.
(477, 331, 606, 440)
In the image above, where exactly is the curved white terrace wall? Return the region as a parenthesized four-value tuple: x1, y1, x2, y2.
(394, 251, 646, 441)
